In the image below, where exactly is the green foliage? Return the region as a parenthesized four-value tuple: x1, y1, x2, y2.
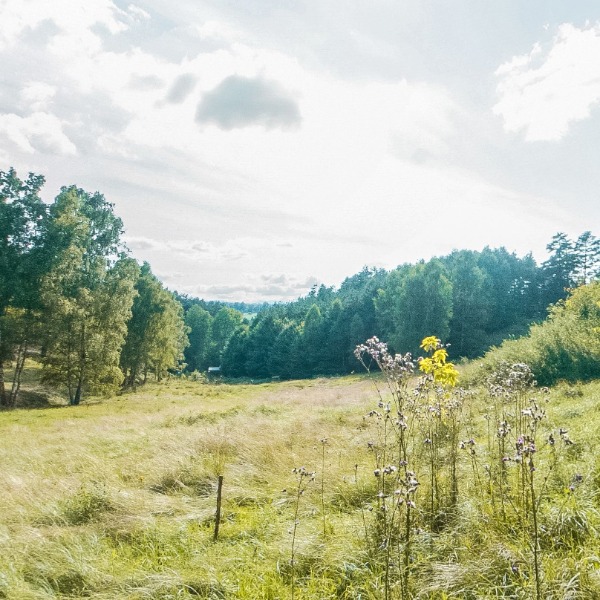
(121, 263, 188, 385)
(376, 259, 453, 355)
(0, 168, 193, 405)
(0, 168, 47, 407)
(184, 304, 213, 372)
(475, 246, 542, 333)
(542, 232, 580, 304)
(540, 231, 600, 305)
(244, 313, 284, 378)
(473, 281, 600, 385)
(268, 321, 301, 379)
(2, 163, 600, 412)
(446, 250, 489, 357)
(574, 231, 600, 284)
(221, 268, 388, 379)
(182, 304, 246, 374)
(0, 167, 47, 313)
(208, 307, 242, 365)
(298, 304, 326, 376)
(218, 241, 593, 380)
(40, 187, 139, 403)
(221, 324, 249, 377)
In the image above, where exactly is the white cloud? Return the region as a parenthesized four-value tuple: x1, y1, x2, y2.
(2, 2, 594, 303)
(165, 73, 197, 104)
(125, 235, 287, 263)
(195, 20, 243, 44)
(0, 112, 76, 154)
(6, 12, 452, 171)
(0, 0, 127, 49)
(127, 4, 150, 22)
(193, 273, 320, 301)
(20, 82, 56, 111)
(196, 74, 301, 130)
(494, 22, 600, 141)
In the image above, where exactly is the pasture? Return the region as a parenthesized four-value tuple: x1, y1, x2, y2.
(1, 367, 599, 598)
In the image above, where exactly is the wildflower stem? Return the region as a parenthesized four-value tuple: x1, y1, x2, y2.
(320, 439, 327, 537)
(529, 460, 541, 600)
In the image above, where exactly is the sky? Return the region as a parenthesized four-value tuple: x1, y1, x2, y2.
(2, 1, 600, 302)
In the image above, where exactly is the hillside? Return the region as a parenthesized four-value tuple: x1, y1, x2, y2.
(1, 367, 599, 598)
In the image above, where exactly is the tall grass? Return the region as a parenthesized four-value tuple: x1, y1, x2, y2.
(0, 364, 599, 598)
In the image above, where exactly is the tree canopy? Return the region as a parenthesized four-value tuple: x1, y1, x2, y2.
(1, 166, 599, 403)
(0, 169, 190, 406)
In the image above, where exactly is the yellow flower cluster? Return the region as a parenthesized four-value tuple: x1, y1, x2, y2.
(418, 337, 459, 388)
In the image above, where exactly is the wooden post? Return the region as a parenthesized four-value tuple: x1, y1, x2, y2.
(213, 475, 224, 541)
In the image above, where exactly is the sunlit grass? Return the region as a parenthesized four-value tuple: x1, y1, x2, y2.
(0, 365, 599, 598)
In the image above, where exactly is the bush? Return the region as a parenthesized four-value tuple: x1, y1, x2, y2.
(470, 282, 600, 386)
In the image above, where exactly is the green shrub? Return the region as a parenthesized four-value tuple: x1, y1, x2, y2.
(470, 282, 600, 386)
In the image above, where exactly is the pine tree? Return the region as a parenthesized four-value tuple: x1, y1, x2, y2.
(574, 231, 600, 284)
(541, 233, 578, 306)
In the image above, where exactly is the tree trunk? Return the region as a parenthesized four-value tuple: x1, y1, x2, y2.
(73, 383, 82, 405)
(130, 366, 138, 389)
(9, 340, 27, 407)
(72, 323, 86, 405)
(123, 367, 137, 389)
(73, 360, 84, 405)
(0, 357, 7, 408)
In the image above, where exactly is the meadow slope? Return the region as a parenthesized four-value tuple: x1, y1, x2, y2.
(1, 369, 599, 599)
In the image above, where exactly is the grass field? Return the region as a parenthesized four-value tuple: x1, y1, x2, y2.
(1, 364, 599, 598)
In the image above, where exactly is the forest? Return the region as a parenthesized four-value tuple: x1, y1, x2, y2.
(2, 166, 600, 407)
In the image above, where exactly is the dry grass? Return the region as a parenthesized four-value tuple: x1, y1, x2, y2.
(0, 366, 599, 598)
(0, 370, 378, 598)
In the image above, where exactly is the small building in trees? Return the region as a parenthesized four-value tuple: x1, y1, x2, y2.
(207, 366, 221, 378)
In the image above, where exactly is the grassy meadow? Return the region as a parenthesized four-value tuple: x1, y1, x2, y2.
(1, 364, 600, 599)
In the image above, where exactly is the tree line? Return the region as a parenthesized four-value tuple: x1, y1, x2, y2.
(473, 280, 600, 385)
(0, 167, 274, 407)
(0, 168, 189, 407)
(219, 233, 600, 380)
(2, 166, 599, 405)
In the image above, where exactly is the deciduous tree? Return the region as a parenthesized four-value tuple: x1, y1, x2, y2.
(121, 263, 188, 386)
(0, 168, 47, 407)
(184, 305, 212, 372)
(41, 187, 137, 404)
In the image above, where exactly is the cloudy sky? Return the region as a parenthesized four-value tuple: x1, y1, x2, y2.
(2, 1, 600, 301)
